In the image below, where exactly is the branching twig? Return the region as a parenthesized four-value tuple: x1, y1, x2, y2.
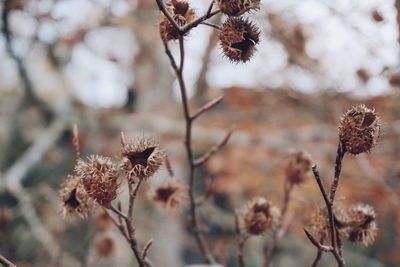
(0, 253, 16, 267)
(309, 161, 345, 266)
(141, 239, 154, 260)
(235, 211, 248, 267)
(264, 179, 294, 266)
(192, 95, 224, 121)
(156, 1, 234, 263)
(194, 126, 234, 166)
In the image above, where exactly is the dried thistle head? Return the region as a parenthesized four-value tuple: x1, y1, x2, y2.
(345, 204, 377, 246)
(121, 137, 165, 180)
(152, 181, 187, 210)
(159, 0, 195, 41)
(284, 150, 312, 184)
(216, 0, 260, 17)
(243, 197, 279, 235)
(75, 155, 119, 208)
(308, 206, 349, 244)
(338, 104, 381, 155)
(220, 18, 260, 63)
(59, 175, 94, 218)
(95, 236, 115, 257)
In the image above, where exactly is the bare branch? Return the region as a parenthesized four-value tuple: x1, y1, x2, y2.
(0, 253, 16, 267)
(304, 229, 332, 252)
(235, 211, 248, 267)
(194, 127, 234, 166)
(141, 239, 154, 260)
(192, 95, 224, 121)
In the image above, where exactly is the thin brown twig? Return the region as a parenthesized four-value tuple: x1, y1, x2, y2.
(235, 211, 248, 267)
(304, 229, 332, 252)
(160, 30, 218, 263)
(124, 179, 146, 267)
(264, 179, 294, 266)
(110, 205, 129, 220)
(192, 95, 224, 120)
(104, 209, 130, 242)
(200, 21, 221, 30)
(0, 254, 16, 267)
(155, 0, 220, 36)
(141, 239, 154, 260)
(194, 127, 234, 166)
(310, 162, 345, 266)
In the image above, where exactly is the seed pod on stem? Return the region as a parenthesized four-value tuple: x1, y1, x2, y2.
(220, 17, 260, 63)
(121, 137, 165, 180)
(216, 0, 260, 17)
(75, 155, 119, 208)
(284, 150, 312, 184)
(346, 204, 377, 246)
(60, 175, 94, 218)
(242, 197, 280, 236)
(159, 0, 195, 41)
(338, 104, 381, 155)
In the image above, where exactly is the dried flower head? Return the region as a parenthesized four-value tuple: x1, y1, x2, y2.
(220, 18, 260, 63)
(346, 204, 377, 246)
(338, 104, 381, 155)
(243, 197, 279, 235)
(59, 175, 94, 218)
(308, 206, 349, 244)
(284, 150, 312, 184)
(121, 137, 165, 180)
(95, 236, 115, 257)
(159, 0, 195, 41)
(75, 155, 119, 208)
(216, 0, 260, 17)
(152, 181, 187, 210)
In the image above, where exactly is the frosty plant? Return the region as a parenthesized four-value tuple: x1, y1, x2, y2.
(305, 104, 381, 267)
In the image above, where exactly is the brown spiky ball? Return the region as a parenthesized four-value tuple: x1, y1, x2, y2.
(243, 197, 279, 235)
(220, 18, 260, 62)
(284, 150, 312, 184)
(346, 204, 377, 246)
(152, 181, 187, 210)
(59, 175, 94, 218)
(338, 104, 381, 155)
(121, 137, 165, 180)
(75, 155, 119, 208)
(159, 0, 195, 41)
(216, 0, 260, 17)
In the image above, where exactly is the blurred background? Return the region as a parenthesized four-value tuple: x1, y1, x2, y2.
(0, 0, 400, 266)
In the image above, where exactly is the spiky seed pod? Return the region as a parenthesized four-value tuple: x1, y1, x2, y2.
(346, 204, 377, 246)
(220, 18, 260, 63)
(75, 155, 119, 208)
(243, 197, 280, 235)
(152, 181, 187, 210)
(121, 137, 165, 180)
(284, 150, 312, 184)
(159, 0, 195, 41)
(308, 206, 349, 244)
(216, 0, 260, 17)
(338, 104, 381, 155)
(95, 236, 115, 257)
(59, 175, 94, 218)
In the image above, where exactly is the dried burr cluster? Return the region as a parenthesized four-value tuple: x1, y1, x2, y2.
(59, 135, 175, 218)
(304, 104, 382, 266)
(159, 0, 261, 62)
